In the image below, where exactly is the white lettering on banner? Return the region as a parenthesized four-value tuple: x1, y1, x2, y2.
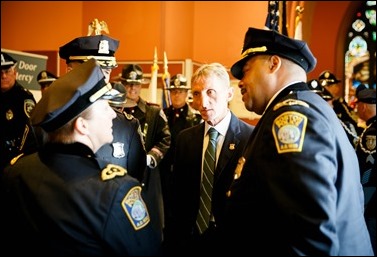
(18, 60, 37, 71)
(16, 74, 33, 84)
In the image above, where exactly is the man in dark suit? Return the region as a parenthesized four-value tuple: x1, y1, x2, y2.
(224, 27, 374, 256)
(169, 62, 254, 255)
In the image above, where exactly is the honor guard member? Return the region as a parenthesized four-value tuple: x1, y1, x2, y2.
(37, 70, 57, 96)
(160, 74, 202, 238)
(308, 79, 361, 147)
(59, 21, 146, 182)
(2, 59, 161, 256)
(120, 64, 171, 243)
(319, 70, 360, 136)
(0, 52, 38, 173)
(355, 88, 376, 253)
(224, 27, 374, 256)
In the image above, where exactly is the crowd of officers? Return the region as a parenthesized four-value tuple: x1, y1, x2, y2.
(0, 20, 375, 256)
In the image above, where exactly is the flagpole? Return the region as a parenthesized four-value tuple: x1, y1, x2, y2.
(149, 47, 159, 103)
(162, 51, 171, 108)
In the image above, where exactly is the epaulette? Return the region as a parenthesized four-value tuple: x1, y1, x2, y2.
(273, 99, 309, 111)
(10, 153, 25, 165)
(101, 164, 127, 181)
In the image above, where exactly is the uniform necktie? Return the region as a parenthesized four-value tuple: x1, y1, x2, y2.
(196, 127, 219, 234)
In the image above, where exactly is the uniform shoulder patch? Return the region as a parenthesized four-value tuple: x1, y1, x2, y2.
(101, 164, 127, 181)
(121, 186, 150, 230)
(272, 111, 307, 154)
(273, 99, 309, 111)
(24, 99, 35, 118)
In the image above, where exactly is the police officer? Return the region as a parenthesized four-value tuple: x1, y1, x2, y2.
(319, 70, 360, 139)
(308, 78, 361, 147)
(355, 88, 376, 253)
(224, 27, 373, 255)
(120, 64, 171, 243)
(160, 74, 201, 237)
(58, 22, 146, 182)
(0, 52, 38, 172)
(37, 70, 57, 96)
(2, 59, 161, 256)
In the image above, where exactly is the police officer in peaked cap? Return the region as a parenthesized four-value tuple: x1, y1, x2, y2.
(59, 20, 147, 185)
(120, 63, 171, 243)
(0, 52, 38, 173)
(2, 59, 162, 256)
(355, 87, 376, 253)
(160, 73, 202, 241)
(37, 70, 58, 95)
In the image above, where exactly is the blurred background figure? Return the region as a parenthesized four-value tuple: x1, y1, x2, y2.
(0, 52, 38, 173)
(37, 70, 58, 96)
(354, 87, 376, 253)
(160, 73, 202, 243)
(319, 70, 360, 132)
(120, 63, 171, 244)
(308, 78, 362, 147)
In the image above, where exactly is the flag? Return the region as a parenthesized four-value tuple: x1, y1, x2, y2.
(264, 1, 288, 36)
(149, 47, 158, 103)
(264, 1, 280, 31)
(161, 51, 171, 109)
(294, 6, 304, 40)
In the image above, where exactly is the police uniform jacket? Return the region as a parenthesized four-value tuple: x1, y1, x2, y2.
(224, 82, 374, 256)
(0, 81, 38, 171)
(355, 115, 376, 219)
(2, 142, 161, 256)
(96, 109, 146, 182)
(171, 112, 254, 243)
(124, 97, 171, 241)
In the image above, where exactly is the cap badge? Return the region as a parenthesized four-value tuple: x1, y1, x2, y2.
(41, 71, 48, 80)
(98, 40, 110, 54)
(129, 71, 137, 80)
(174, 78, 180, 87)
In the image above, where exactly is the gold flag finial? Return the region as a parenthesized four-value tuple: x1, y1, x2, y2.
(88, 18, 110, 36)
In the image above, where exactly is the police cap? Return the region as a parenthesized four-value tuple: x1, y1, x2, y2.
(307, 79, 333, 100)
(231, 27, 317, 80)
(1, 52, 17, 70)
(167, 74, 190, 90)
(357, 88, 376, 104)
(37, 70, 58, 86)
(59, 35, 119, 69)
(31, 59, 112, 132)
(318, 70, 340, 87)
(120, 64, 150, 84)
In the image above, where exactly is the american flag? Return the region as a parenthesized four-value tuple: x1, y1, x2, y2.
(264, 1, 288, 36)
(264, 1, 280, 32)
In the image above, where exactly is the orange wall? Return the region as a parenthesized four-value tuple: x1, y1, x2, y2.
(2, 1, 354, 81)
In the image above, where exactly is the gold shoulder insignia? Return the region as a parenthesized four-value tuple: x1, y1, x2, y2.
(101, 164, 127, 181)
(10, 153, 24, 165)
(273, 99, 309, 111)
(121, 186, 150, 230)
(272, 111, 308, 154)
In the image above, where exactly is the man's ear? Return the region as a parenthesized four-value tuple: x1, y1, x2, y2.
(74, 116, 89, 135)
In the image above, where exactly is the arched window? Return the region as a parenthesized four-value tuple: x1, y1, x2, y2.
(344, 1, 376, 105)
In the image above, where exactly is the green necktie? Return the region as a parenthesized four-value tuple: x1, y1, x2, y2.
(196, 127, 219, 234)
